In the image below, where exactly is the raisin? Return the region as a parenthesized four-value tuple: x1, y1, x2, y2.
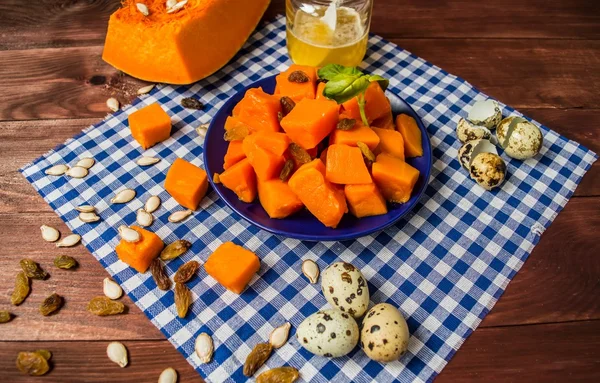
(279, 159, 294, 181)
(160, 240, 192, 261)
(11, 271, 30, 306)
(150, 258, 171, 291)
(20, 259, 48, 280)
(357, 141, 376, 162)
(289, 143, 312, 165)
(256, 366, 300, 383)
(280, 96, 296, 116)
(39, 293, 64, 316)
(181, 97, 204, 110)
(87, 296, 125, 316)
(288, 70, 309, 83)
(243, 342, 272, 376)
(175, 282, 191, 318)
(336, 118, 356, 131)
(174, 260, 200, 283)
(224, 124, 249, 141)
(16, 351, 50, 376)
(53, 255, 78, 270)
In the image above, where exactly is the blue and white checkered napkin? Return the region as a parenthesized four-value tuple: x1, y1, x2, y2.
(20, 16, 597, 382)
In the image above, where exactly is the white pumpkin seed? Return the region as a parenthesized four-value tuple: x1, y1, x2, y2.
(137, 84, 155, 95)
(111, 189, 136, 204)
(136, 156, 161, 166)
(196, 123, 209, 138)
(65, 166, 88, 179)
(302, 259, 319, 284)
(158, 367, 178, 383)
(79, 211, 100, 223)
(144, 196, 161, 213)
(195, 333, 213, 364)
(45, 164, 69, 176)
(103, 277, 123, 300)
(118, 225, 141, 243)
(106, 341, 128, 368)
(165, 0, 177, 9)
(75, 205, 95, 213)
(269, 322, 291, 349)
(56, 234, 81, 248)
(40, 225, 60, 242)
(75, 157, 95, 169)
(167, 0, 187, 13)
(106, 97, 120, 112)
(136, 208, 153, 227)
(136, 3, 149, 16)
(168, 209, 192, 223)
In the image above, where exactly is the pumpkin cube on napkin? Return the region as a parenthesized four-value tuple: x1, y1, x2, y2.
(165, 158, 209, 210)
(204, 242, 260, 294)
(128, 103, 171, 149)
(115, 226, 164, 273)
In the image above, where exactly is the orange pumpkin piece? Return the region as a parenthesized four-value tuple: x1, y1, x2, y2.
(235, 87, 282, 133)
(275, 65, 317, 103)
(372, 127, 406, 161)
(242, 134, 285, 181)
(224, 116, 253, 139)
(329, 122, 380, 150)
(128, 103, 172, 150)
(223, 141, 246, 170)
(288, 159, 347, 228)
(325, 144, 372, 185)
(115, 226, 164, 273)
(372, 153, 420, 203)
(219, 158, 257, 203)
(342, 83, 391, 123)
(258, 178, 303, 219)
(204, 242, 260, 294)
(280, 98, 339, 150)
(344, 183, 388, 218)
(396, 114, 423, 157)
(103, 0, 270, 84)
(249, 131, 291, 157)
(316, 82, 327, 100)
(372, 111, 396, 130)
(164, 158, 209, 210)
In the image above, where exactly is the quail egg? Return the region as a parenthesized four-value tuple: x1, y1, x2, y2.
(468, 99, 502, 129)
(470, 152, 506, 190)
(296, 309, 359, 357)
(457, 139, 497, 170)
(456, 118, 492, 143)
(360, 303, 410, 363)
(496, 116, 543, 160)
(321, 262, 369, 319)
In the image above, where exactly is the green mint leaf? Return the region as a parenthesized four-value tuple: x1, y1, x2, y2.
(317, 64, 363, 82)
(368, 74, 389, 91)
(323, 74, 371, 104)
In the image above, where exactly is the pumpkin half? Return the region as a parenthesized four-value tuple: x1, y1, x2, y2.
(103, 0, 270, 84)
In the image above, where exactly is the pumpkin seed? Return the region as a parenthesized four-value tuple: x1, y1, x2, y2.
(167, 0, 187, 13)
(337, 118, 356, 131)
(53, 255, 78, 270)
(40, 225, 60, 242)
(357, 141, 376, 162)
(158, 367, 178, 383)
(244, 342, 273, 377)
(160, 239, 192, 261)
(136, 3, 149, 16)
(269, 322, 291, 349)
(279, 159, 294, 181)
(106, 341, 128, 367)
(288, 70, 309, 83)
(137, 84, 155, 95)
(280, 96, 296, 116)
(106, 97, 120, 112)
(75, 157, 95, 169)
(39, 293, 63, 316)
(174, 282, 191, 318)
(181, 97, 204, 110)
(301, 259, 319, 284)
(136, 208, 153, 227)
(45, 164, 68, 176)
(195, 333, 214, 364)
(118, 225, 141, 243)
(103, 277, 123, 300)
(168, 209, 192, 223)
(144, 195, 161, 213)
(257, 367, 300, 383)
(111, 189, 136, 204)
(136, 156, 161, 166)
(56, 234, 81, 247)
(87, 296, 125, 315)
(196, 123, 209, 138)
(79, 211, 100, 223)
(75, 205, 95, 213)
(166, 0, 177, 8)
(65, 166, 88, 178)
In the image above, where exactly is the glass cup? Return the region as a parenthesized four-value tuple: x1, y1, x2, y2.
(286, 0, 373, 67)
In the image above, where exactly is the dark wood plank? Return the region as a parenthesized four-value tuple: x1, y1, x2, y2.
(2, 0, 600, 51)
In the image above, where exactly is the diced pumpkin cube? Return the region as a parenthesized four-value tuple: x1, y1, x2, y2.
(258, 178, 303, 219)
(329, 122, 380, 150)
(223, 141, 246, 170)
(128, 103, 171, 149)
(280, 98, 339, 150)
(372, 127, 405, 161)
(235, 87, 281, 133)
(224, 116, 254, 138)
(288, 159, 347, 228)
(249, 131, 291, 157)
(204, 242, 260, 294)
(372, 153, 420, 203)
(316, 81, 327, 100)
(115, 226, 164, 273)
(275, 65, 317, 102)
(344, 183, 388, 218)
(242, 134, 285, 181)
(396, 114, 423, 157)
(325, 144, 372, 185)
(165, 158, 209, 210)
(372, 111, 395, 130)
(219, 158, 257, 203)
(342, 83, 391, 123)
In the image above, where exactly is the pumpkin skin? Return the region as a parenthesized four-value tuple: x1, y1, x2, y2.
(103, 0, 270, 84)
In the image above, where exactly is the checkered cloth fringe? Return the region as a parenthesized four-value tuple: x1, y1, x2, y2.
(20, 16, 597, 383)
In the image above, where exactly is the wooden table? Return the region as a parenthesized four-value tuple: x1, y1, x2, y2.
(1, 0, 599, 381)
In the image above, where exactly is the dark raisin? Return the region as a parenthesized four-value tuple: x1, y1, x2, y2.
(280, 96, 296, 116)
(181, 97, 204, 110)
(288, 70, 309, 83)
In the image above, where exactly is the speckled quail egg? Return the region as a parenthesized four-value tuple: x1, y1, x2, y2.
(496, 116, 543, 160)
(456, 118, 492, 144)
(468, 99, 502, 129)
(321, 262, 369, 319)
(470, 152, 506, 190)
(457, 139, 497, 170)
(360, 303, 410, 363)
(296, 309, 359, 357)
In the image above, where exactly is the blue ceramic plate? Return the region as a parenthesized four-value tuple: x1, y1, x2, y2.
(204, 75, 432, 241)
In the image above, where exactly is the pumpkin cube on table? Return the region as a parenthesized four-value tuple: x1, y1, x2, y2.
(115, 226, 164, 273)
(204, 242, 260, 294)
(165, 158, 209, 210)
(128, 103, 171, 150)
